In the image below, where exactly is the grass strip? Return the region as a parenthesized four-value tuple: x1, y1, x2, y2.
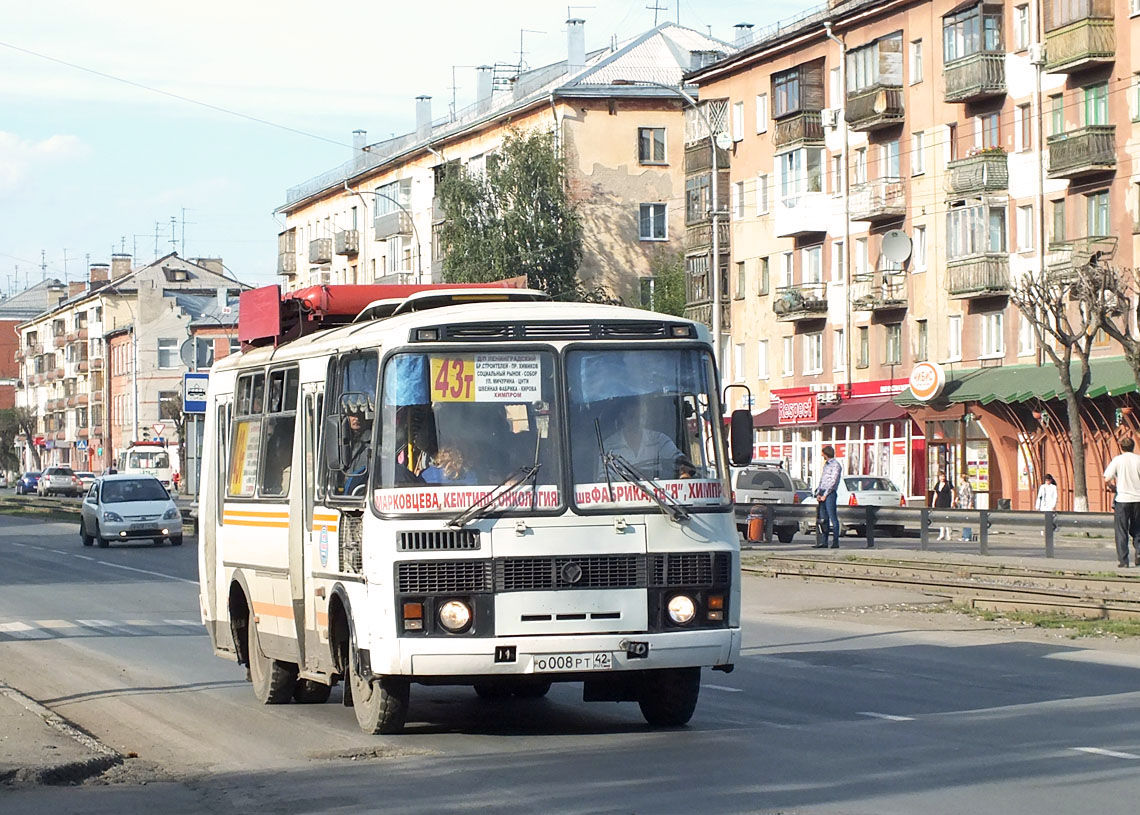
(965, 608, 1140, 639)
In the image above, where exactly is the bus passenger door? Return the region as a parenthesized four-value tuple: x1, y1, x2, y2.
(302, 386, 334, 662)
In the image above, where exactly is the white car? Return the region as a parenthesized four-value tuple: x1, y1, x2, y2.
(75, 471, 97, 490)
(810, 476, 907, 537)
(79, 474, 183, 548)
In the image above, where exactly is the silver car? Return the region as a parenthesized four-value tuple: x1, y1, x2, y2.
(38, 466, 81, 497)
(79, 475, 183, 548)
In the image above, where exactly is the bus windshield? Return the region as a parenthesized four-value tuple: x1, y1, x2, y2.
(373, 350, 561, 513)
(566, 347, 728, 511)
(128, 451, 169, 469)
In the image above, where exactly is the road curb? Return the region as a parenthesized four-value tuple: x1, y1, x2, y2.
(0, 684, 122, 787)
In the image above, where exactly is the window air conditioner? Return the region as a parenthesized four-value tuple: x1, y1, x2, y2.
(821, 108, 839, 129)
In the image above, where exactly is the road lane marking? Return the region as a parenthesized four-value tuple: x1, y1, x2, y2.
(34, 620, 77, 629)
(10, 542, 29, 548)
(0, 618, 205, 641)
(74, 555, 95, 561)
(163, 619, 200, 627)
(93, 560, 197, 584)
(0, 622, 33, 632)
(704, 684, 744, 693)
(857, 712, 914, 721)
(48, 549, 68, 554)
(1072, 747, 1140, 760)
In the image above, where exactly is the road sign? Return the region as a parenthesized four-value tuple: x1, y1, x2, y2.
(76, 439, 88, 451)
(184, 372, 209, 413)
(153, 423, 166, 436)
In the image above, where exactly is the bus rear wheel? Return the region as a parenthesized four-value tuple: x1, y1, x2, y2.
(349, 652, 408, 734)
(247, 617, 297, 704)
(637, 667, 701, 727)
(293, 678, 332, 704)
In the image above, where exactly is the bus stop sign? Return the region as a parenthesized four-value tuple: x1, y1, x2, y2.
(184, 372, 209, 413)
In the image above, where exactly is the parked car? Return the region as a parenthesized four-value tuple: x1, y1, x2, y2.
(75, 471, 98, 490)
(37, 466, 82, 497)
(791, 477, 813, 505)
(806, 476, 907, 537)
(14, 471, 40, 495)
(732, 463, 801, 543)
(79, 474, 183, 548)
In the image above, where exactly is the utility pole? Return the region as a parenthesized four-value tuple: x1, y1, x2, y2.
(62, 248, 69, 283)
(646, 1, 666, 25)
(40, 250, 47, 282)
(170, 216, 177, 254)
(154, 221, 161, 259)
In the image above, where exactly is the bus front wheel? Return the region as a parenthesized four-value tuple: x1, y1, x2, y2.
(349, 653, 408, 734)
(248, 616, 297, 704)
(637, 667, 701, 727)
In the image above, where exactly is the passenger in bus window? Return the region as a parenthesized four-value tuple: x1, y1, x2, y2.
(421, 445, 477, 485)
(597, 400, 686, 481)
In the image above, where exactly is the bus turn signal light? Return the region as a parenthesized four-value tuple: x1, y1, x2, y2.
(707, 594, 724, 621)
(403, 602, 424, 630)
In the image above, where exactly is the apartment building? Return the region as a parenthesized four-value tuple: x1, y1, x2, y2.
(276, 20, 734, 306)
(688, 0, 1138, 510)
(15, 254, 245, 473)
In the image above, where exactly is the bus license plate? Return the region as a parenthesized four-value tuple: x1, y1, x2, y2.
(533, 652, 612, 673)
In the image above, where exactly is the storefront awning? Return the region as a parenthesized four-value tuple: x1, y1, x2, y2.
(753, 396, 908, 428)
(895, 356, 1137, 407)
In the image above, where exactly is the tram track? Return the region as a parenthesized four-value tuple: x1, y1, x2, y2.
(743, 553, 1140, 620)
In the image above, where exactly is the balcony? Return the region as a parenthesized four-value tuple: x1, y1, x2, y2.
(773, 111, 825, 150)
(55, 431, 67, 442)
(946, 151, 1008, 197)
(1044, 0, 1115, 73)
(91, 424, 103, 437)
(89, 357, 103, 370)
(845, 86, 904, 132)
(682, 302, 732, 332)
(684, 220, 731, 252)
(773, 283, 828, 322)
(1046, 235, 1117, 282)
(1047, 125, 1115, 179)
(851, 273, 907, 312)
(774, 194, 829, 238)
(67, 394, 88, 408)
(943, 53, 1006, 103)
(946, 255, 1010, 298)
(277, 252, 296, 275)
(78, 360, 89, 373)
(308, 238, 333, 265)
(335, 229, 360, 256)
(850, 178, 906, 223)
(66, 328, 88, 343)
(91, 390, 104, 403)
(374, 210, 412, 241)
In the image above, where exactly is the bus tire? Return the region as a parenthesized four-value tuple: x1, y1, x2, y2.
(293, 678, 332, 704)
(247, 616, 297, 704)
(513, 680, 552, 699)
(637, 667, 701, 727)
(349, 657, 408, 735)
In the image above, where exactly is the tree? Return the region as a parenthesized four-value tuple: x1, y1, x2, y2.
(1071, 242, 1140, 392)
(0, 410, 25, 472)
(160, 392, 186, 491)
(642, 250, 686, 317)
(1012, 266, 1100, 512)
(5, 406, 41, 471)
(438, 129, 587, 301)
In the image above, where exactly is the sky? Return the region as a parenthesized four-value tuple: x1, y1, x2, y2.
(0, 0, 815, 291)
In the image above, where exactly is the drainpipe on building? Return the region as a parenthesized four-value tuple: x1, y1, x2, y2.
(1032, 0, 1046, 369)
(824, 22, 853, 395)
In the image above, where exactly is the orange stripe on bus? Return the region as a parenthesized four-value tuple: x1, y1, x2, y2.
(223, 518, 291, 528)
(316, 611, 329, 626)
(223, 509, 290, 519)
(251, 601, 294, 619)
(311, 525, 338, 533)
(313, 513, 339, 522)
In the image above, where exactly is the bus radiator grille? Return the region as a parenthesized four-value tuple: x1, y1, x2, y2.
(649, 553, 732, 587)
(396, 560, 493, 594)
(398, 529, 481, 552)
(496, 555, 647, 592)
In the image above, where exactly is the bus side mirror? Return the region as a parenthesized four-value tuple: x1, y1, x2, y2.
(323, 414, 344, 471)
(728, 409, 752, 467)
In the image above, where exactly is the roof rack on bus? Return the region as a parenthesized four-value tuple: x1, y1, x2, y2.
(238, 277, 533, 347)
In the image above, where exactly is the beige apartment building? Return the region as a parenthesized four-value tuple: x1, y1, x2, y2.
(687, 0, 1140, 510)
(276, 20, 735, 306)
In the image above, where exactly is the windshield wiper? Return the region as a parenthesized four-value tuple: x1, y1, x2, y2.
(602, 452, 690, 523)
(446, 463, 542, 529)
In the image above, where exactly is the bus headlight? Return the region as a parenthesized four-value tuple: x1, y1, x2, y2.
(438, 600, 472, 633)
(667, 594, 696, 625)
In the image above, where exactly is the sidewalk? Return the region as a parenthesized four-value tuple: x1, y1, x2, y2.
(0, 685, 120, 788)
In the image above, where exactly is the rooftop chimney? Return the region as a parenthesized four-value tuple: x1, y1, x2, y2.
(68, 281, 86, 299)
(89, 263, 110, 283)
(567, 18, 586, 74)
(416, 95, 432, 140)
(110, 253, 132, 279)
(192, 257, 224, 276)
(476, 66, 494, 113)
(733, 23, 754, 48)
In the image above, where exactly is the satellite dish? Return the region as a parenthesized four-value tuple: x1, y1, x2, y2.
(881, 229, 912, 263)
(715, 132, 732, 151)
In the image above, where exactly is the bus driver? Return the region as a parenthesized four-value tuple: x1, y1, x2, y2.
(598, 401, 687, 481)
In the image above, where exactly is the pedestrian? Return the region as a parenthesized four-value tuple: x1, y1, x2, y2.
(813, 445, 843, 550)
(1104, 437, 1140, 567)
(955, 474, 974, 540)
(931, 471, 954, 540)
(1035, 474, 1058, 511)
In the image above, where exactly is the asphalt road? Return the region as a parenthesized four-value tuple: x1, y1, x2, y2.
(2, 513, 1139, 813)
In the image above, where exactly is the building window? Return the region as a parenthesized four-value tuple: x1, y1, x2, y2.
(685, 174, 711, 224)
(979, 112, 1000, 149)
(759, 256, 770, 295)
(1018, 314, 1036, 356)
(853, 148, 867, 184)
(847, 33, 902, 94)
(831, 155, 843, 196)
(1015, 103, 1032, 151)
(772, 68, 802, 118)
(1014, 4, 1030, 49)
(755, 93, 769, 133)
(881, 139, 900, 179)
(1087, 191, 1110, 236)
(857, 326, 870, 369)
(1049, 94, 1064, 135)
(374, 178, 411, 216)
(832, 240, 845, 282)
(913, 225, 927, 272)
(637, 127, 666, 164)
(778, 147, 823, 202)
(1017, 205, 1035, 252)
(915, 320, 928, 362)
(732, 100, 744, 142)
(948, 314, 963, 361)
(639, 277, 656, 308)
(780, 252, 794, 288)
(756, 174, 769, 215)
(801, 245, 822, 284)
(909, 39, 923, 84)
(735, 261, 746, 300)
(157, 338, 178, 369)
(911, 131, 925, 175)
(885, 323, 902, 365)
(782, 336, 794, 376)
(833, 328, 846, 372)
(980, 312, 1004, 358)
(734, 343, 745, 382)
(804, 332, 823, 375)
(947, 122, 959, 161)
(638, 203, 667, 240)
(1084, 82, 1108, 125)
(195, 337, 215, 370)
(829, 66, 841, 104)
(757, 340, 769, 380)
(947, 203, 1006, 258)
(1052, 198, 1066, 243)
(732, 181, 746, 218)
(943, 4, 1002, 62)
(855, 237, 869, 276)
(229, 338, 241, 356)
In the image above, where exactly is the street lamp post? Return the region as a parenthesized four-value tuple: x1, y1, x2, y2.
(613, 79, 723, 369)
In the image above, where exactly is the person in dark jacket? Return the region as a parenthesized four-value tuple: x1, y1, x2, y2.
(932, 472, 954, 540)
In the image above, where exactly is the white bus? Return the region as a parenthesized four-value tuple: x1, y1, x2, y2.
(117, 440, 175, 488)
(198, 283, 751, 734)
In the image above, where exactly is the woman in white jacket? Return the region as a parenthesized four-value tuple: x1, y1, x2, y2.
(1036, 473, 1058, 511)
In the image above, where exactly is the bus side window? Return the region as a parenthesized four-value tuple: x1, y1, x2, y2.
(227, 372, 264, 498)
(217, 402, 230, 521)
(259, 367, 298, 498)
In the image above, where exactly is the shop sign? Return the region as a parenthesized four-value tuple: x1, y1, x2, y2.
(777, 395, 817, 425)
(908, 362, 946, 402)
(893, 440, 906, 455)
